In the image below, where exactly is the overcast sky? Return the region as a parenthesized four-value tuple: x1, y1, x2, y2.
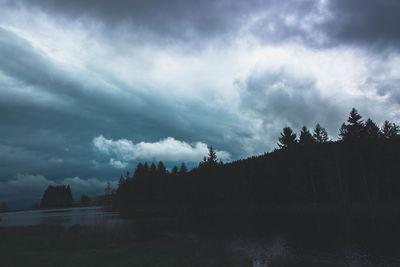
(1, 0, 400, 208)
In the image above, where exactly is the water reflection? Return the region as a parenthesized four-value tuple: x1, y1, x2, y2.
(0, 206, 122, 227)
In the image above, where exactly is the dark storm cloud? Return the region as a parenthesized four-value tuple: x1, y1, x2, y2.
(8, 0, 400, 50)
(322, 0, 400, 50)
(10, 0, 260, 44)
(0, 27, 248, 183)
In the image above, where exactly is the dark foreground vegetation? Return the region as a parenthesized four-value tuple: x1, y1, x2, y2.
(113, 108, 400, 217)
(0, 223, 251, 267)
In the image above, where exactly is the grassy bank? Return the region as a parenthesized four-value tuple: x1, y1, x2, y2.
(0, 224, 251, 267)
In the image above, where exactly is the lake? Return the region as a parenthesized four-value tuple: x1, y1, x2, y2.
(0, 206, 124, 227)
(1, 207, 400, 266)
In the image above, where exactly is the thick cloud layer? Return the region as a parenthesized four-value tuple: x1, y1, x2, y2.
(0, 0, 399, 208)
(5, 0, 400, 50)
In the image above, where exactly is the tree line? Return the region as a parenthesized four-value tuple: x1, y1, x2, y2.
(112, 108, 400, 213)
(39, 184, 113, 209)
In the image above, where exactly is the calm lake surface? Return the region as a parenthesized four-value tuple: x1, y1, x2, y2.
(0, 206, 124, 227)
(1, 207, 400, 266)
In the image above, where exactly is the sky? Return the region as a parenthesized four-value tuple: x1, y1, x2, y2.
(1, 0, 400, 208)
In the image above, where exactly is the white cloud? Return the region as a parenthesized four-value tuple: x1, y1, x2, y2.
(93, 135, 231, 162)
(109, 158, 128, 169)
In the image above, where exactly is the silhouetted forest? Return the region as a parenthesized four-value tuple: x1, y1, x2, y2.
(113, 108, 400, 215)
(41, 185, 74, 208)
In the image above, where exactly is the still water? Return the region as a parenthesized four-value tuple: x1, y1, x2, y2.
(0, 206, 124, 227)
(1, 207, 400, 266)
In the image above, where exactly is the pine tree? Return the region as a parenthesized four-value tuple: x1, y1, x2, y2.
(118, 174, 125, 186)
(278, 127, 297, 148)
(364, 118, 381, 139)
(299, 126, 315, 145)
(207, 146, 218, 166)
(143, 162, 149, 171)
(382, 120, 399, 139)
(134, 163, 144, 179)
(313, 124, 329, 143)
(150, 162, 157, 173)
(339, 108, 364, 141)
(171, 165, 179, 176)
(157, 161, 167, 175)
(179, 163, 187, 174)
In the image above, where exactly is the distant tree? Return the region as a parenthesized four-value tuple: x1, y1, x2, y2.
(104, 181, 113, 205)
(381, 120, 399, 139)
(41, 185, 74, 208)
(340, 108, 364, 141)
(66, 185, 74, 205)
(199, 156, 207, 167)
(118, 174, 125, 187)
(179, 163, 187, 174)
(31, 202, 40, 210)
(207, 147, 218, 166)
(200, 147, 218, 167)
(143, 162, 149, 172)
(278, 127, 297, 148)
(157, 161, 167, 175)
(134, 163, 145, 179)
(299, 126, 315, 145)
(79, 194, 92, 206)
(105, 181, 112, 196)
(313, 124, 329, 143)
(150, 162, 157, 173)
(364, 118, 381, 139)
(0, 201, 8, 212)
(171, 165, 179, 176)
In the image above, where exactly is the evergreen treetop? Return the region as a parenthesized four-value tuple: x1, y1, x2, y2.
(278, 127, 297, 148)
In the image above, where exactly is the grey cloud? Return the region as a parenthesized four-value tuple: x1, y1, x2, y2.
(1, 0, 328, 48)
(238, 68, 399, 154)
(7, 0, 400, 50)
(240, 68, 343, 129)
(321, 0, 400, 50)
(0, 26, 248, 183)
(9, 0, 261, 44)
